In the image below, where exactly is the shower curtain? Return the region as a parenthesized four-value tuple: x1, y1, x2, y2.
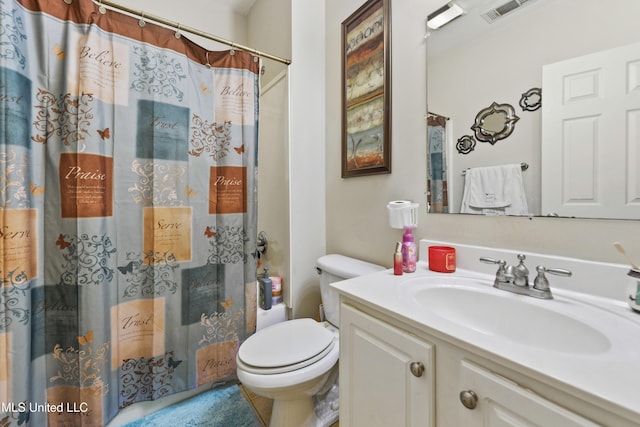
(0, 0, 259, 425)
(427, 114, 448, 213)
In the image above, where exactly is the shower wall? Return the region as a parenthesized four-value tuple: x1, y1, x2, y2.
(251, 0, 326, 320)
(248, 0, 292, 311)
(257, 72, 291, 308)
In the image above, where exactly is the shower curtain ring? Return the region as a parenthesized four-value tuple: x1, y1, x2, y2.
(98, 0, 106, 14)
(229, 44, 236, 56)
(64, 0, 72, 4)
(139, 12, 146, 28)
(205, 51, 211, 68)
(175, 23, 182, 39)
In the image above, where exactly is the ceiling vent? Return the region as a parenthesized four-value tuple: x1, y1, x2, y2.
(482, 0, 535, 23)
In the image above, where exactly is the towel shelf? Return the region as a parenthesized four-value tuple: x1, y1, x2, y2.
(462, 162, 528, 176)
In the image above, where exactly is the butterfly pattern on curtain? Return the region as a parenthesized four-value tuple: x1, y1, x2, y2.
(0, 0, 259, 425)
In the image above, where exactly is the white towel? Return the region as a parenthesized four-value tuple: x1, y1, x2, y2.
(461, 164, 529, 216)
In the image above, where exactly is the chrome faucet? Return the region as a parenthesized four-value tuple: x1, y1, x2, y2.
(480, 254, 571, 299)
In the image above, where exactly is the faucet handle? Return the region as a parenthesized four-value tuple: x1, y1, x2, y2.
(533, 265, 572, 292)
(480, 257, 506, 272)
(480, 257, 510, 283)
(480, 257, 503, 265)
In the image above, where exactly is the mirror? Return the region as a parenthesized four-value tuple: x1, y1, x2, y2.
(470, 102, 519, 144)
(426, 0, 640, 219)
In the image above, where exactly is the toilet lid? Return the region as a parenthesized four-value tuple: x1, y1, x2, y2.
(238, 318, 335, 372)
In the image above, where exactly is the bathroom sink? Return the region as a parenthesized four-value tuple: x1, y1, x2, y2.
(402, 276, 615, 354)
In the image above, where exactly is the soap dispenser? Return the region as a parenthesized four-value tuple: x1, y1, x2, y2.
(258, 266, 272, 310)
(401, 226, 417, 273)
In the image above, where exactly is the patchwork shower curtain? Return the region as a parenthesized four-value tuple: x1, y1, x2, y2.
(427, 114, 448, 213)
(0, 0, 259, 425)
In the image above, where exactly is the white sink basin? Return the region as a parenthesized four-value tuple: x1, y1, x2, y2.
(402, 276, 627, 355)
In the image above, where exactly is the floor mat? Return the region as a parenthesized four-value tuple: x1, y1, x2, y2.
(123, 383, 262, 427)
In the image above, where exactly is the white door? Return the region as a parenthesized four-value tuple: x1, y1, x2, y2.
(339, 303, 434, 427)
(541, 41, 640, 219)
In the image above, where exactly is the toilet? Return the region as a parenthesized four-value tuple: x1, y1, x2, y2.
(236, 254, 385, 427)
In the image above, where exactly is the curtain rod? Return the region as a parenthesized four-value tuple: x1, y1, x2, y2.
(95, 0, 292, 65)
(427, 111, 449, 120)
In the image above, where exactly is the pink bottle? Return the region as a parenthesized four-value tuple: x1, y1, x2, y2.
(394, 242, 403, 276)
(401, 226, 417, 273)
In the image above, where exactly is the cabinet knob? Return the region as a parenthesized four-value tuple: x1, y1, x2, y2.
(409, 362, 425, 377)
(459, 390, 478, 409)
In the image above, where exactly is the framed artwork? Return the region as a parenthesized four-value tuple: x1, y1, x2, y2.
(341, 0, 391, 178)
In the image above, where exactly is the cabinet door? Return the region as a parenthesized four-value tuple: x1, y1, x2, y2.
(459, 360, 600, 426)
(340, 303, 434, 427)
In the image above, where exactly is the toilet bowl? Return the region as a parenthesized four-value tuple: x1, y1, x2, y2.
(236, 255, 385, 427)
(237, 319, 339, 426)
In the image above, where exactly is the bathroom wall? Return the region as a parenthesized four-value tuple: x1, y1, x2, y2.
(248, 0, 289, 83)
(255, 75, 291, 305)
(325, 0, 438, 268)
(250, 0, 326, 320)
(116, 0, 248, 51)
(286, 0, 327, 319)
(324, 0, 640, 268)
(248, 0, 293, 309)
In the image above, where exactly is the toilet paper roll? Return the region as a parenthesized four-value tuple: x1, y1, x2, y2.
(387, 200, 412, 209)
(387, 200, 419, 229)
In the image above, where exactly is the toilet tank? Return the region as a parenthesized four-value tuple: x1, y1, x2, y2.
(316, 254, 385, 327)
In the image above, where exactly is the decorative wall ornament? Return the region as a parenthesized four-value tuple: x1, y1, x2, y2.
(520, 87, 542, 111)
(471, 101, 520, 145)
(341, 0, 391, 177)
(456, 135, 476, 154)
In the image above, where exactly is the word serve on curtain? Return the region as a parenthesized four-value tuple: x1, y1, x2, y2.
(0, 0, 259, 425)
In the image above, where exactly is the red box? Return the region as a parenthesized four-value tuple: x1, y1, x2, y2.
(428, 246, 456, 273)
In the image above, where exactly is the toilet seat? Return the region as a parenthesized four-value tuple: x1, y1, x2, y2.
(238, 318, 335, 375)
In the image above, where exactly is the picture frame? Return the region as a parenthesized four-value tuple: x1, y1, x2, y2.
(341, 0, 391, 178)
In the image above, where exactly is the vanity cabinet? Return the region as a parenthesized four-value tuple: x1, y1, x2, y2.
(459, 360, 598, 426)
(339, 301, 625, 427)
(339, 303, 435, 427)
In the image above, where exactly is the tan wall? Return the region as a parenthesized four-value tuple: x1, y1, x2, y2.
(325, 0, 640, 269)
(249, 0, 292, 308)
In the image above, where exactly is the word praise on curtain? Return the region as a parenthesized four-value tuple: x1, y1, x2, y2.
(0, 0, 260, 425)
